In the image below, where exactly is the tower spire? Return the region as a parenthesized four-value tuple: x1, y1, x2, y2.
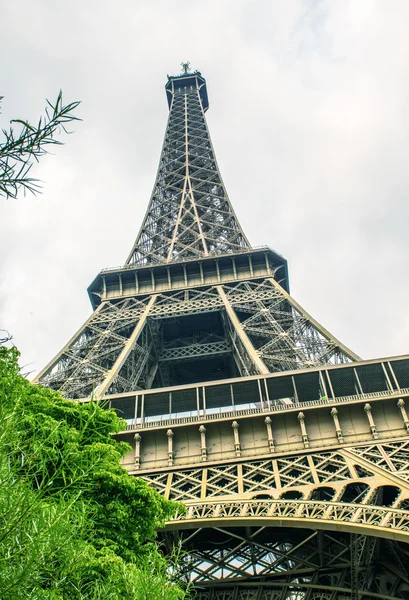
(125, 69, 250, 266)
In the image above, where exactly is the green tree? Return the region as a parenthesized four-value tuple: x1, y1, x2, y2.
(0, 91, 80, 198)
(0, 346, 188, 599)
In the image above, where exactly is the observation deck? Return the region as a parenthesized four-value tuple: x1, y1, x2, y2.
(88, 246, 289, 309)
(165, 71, 209, 111)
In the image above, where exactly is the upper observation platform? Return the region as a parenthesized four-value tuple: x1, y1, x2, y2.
(165, 68, 209, 111)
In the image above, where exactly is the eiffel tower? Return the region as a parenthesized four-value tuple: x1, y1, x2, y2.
(35, 66, 409, 599)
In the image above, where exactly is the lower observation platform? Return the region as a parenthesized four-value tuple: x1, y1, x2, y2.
(101, 354, 409, 431)
(78, 354, 409, 481)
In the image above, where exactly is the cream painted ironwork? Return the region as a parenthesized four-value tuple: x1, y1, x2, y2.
(125, 75, 250, 266)
(34, 277, 359, 397)
(34, 69, 409, 598)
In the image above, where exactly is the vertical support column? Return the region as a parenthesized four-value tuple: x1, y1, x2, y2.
(232, 257, 237, 279)
(164, 473, 173, 499)
(307, 455, 320, 485)
(201, 469, 207, 500)
(292, 376, 299, 403)
(354, 368, 364, 395)
(232, 421, 241, 457)
(325, 370, 336, 400)
(264, 252, 271, 276)
(167, 429, 174, 466)
(134, 433, 141, 469)
(218, 286, 269, 375)
(388, 361, 400, 389)
(319, 371, 329, 401)
(257, 379, 264, 410)
(248, 255, 254, 277)
(364, 403, 378, 439)
(95, 295, 156, 399)
(264, 416, 275, 452)
(330, 407, 344, 444)
(196, 387, 200, 416)
(237, 463, 244, 494)
(215, 260, 221, 282)
(381, 362, 394, 391)
(134, 394, 139, 424)
(264, 379, 271, 410)
(230, 384, 235, 411)
(273, 459, 281, 490)
(397, 399, 409, 434)
(298, 412, 309, 449)
(141, 394, 145, 426)
(199, 425, 207, 461)
(350, 533, 360, 600)
(203, 386, 207, 418)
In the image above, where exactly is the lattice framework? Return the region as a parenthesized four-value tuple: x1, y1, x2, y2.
(36, 277, 357, 398)
(126, 78, 249, 266)
(153, 439, 409, 598)
(33, 69, 409, 598)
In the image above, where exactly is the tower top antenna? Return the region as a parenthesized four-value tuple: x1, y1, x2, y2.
(181, 61, 191, 74)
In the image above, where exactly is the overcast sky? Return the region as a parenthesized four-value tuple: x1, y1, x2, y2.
(1, 0, 409, 377)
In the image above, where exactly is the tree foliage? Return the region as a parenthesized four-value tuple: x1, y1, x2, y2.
(0, 346, 188, 599)
(0, 91, 80, 198)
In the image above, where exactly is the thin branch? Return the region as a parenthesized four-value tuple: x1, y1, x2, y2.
(0, 91, 80, 199)
(0, 330, 12, 345)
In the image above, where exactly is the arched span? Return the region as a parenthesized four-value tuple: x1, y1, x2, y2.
(165, 498, 409, 543)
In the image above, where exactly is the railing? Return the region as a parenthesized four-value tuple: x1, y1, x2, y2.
(99, 246, 281, 274)
(167, 498, 409, 538)
(125, 387, 409, 431)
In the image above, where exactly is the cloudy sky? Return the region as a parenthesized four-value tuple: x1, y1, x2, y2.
(1, 0, 409, 377)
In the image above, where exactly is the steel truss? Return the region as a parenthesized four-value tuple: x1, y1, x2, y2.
(35, 278, 357, 398)
(152, 438, 409, 598)
(126, 79, 249, 266)
(34, 70, 409, 598)
(165, 524, 408, 599)
(159, 334, 231, 363)
(142, 441, 409, 507)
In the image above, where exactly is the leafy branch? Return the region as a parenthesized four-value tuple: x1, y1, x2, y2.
(0, 346, 189, 599)
(0, 91, 80, 199)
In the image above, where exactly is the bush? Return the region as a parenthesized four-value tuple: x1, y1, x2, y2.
(0, 346, 188, 599)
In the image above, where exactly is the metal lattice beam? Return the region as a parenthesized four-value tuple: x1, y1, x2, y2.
(125, 74, 250, 266)
(34, 69, 409, 598)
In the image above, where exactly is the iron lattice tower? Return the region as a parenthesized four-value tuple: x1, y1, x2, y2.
(36, 69, 409, 599)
